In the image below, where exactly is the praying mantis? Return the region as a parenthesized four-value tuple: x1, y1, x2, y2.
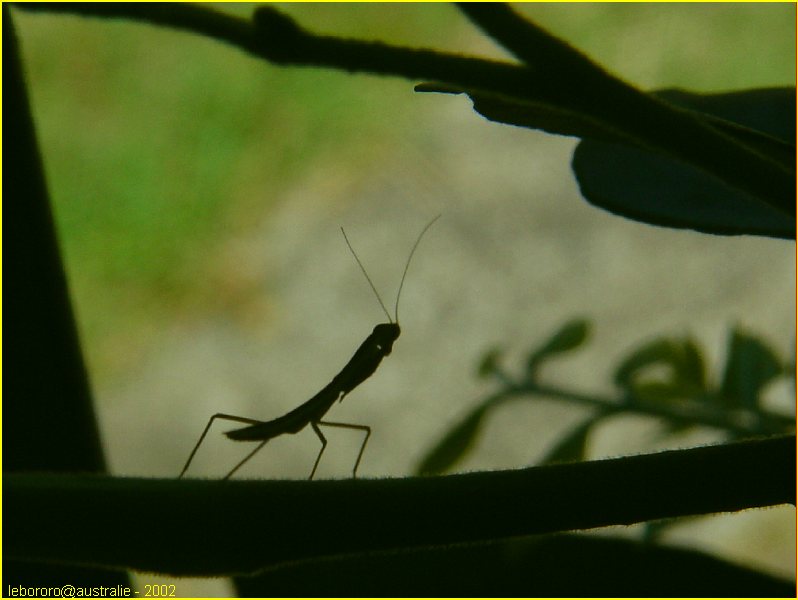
(179, 215, 440, 480)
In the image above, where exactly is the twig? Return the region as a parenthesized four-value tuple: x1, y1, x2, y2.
(490, 379, 794, 437)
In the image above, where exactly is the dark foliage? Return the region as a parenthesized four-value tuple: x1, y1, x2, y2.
(5, 4, 794, 596)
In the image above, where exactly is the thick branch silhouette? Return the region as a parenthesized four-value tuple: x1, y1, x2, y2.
(6, 435, 794, 576)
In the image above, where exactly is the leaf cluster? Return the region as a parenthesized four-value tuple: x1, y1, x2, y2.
(419, 319, 794, 474)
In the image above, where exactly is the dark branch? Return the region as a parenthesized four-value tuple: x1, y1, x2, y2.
(6, 435, 794, 576)
(14, 2, 793, 218)
(457, 2, 597, 75)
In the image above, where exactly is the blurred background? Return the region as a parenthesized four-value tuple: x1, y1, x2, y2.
(13, 3, 795, 596)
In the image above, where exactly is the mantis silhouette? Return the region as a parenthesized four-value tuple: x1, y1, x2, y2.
(179, 215, 440, 480)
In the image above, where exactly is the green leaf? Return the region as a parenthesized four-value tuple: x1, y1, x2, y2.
(615, 338, 676, 387)
(416, 405, 490, 475)
(614, 336, 707, 402)
(572, 88, 795, 239)
(539, 415, 602, 465)
(720, 328, 783, 409)
(526, 318, 591, 375)
(477, 346, 504, 378)
(680, 338, 706, 389)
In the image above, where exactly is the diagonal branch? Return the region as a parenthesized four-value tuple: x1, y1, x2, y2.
(5, 435, 794, 576)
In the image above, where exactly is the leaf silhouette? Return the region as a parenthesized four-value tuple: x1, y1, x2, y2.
(416, 405, 490, 475)
(572, 88, 795, 239)
(526, 318, 591, 376)
(539, 415, 603, 465)
(720, 328, 784, 409)
(614, 337, 707, 405)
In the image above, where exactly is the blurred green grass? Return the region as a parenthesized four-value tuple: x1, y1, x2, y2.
(12, 3, 795, 381)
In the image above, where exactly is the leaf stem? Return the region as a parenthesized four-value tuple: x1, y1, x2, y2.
(489, 370, 793, 437)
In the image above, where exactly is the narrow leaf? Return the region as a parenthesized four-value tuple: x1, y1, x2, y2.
(415, 83, 622, 143)
(527, 318, 591, 375)
(539, 415, 602, 465)
(614, 337, 707, 404)
(720, 328, 783, 409)
(614, 338, 677, 388)
(416, 405, 490, 475)
(680, 337, 706, 389)
(477, 347, 504, 378)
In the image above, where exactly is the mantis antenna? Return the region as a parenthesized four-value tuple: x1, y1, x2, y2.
(392, 214, 440, 323)
(340, 227, 392, 323)
(341, 214, 440, 324)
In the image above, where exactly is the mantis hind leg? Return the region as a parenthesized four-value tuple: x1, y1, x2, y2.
(223, 439, 269, 480)
(315, 420, 372, 479)
(309, 422, 328, 480)
(179, 413, 263, 478)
